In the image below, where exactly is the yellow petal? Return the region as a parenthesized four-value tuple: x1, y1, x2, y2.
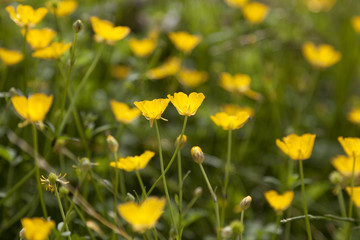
(11, 96, 29, 119)
(27, 94, 53, 122)
(0, 48, 24, 65)
(21, 217, 55, 240)
(168, 32, 202, 54)
(264, 190, 294, 211)
(276, 134, 316, 160)
(346, 187, 360, 207)
(242, 2, 269, 24)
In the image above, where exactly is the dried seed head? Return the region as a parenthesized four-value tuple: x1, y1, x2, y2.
(191, 146, 204, 164)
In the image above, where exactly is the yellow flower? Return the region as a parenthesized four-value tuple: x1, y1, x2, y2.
(177, 68, 208, 88)
(242, 2, 269, 24)
(0, 48, 24, 65)
(276, 134, 316, 160)
(22, 28, 56, 50)
(47, 0, 78, 17)
(129, 38, 157, 58)
(331, 155, 360, 178)
(167, 92, 205, 116)
(346, 187, 360, 207)
(90, 16, 130, 45)
(6, 4, 48, 28)
(220, 72, 261, 100)
(110, 100, 141, 124)
(168, 32, 202, 54)
(21, 217, 55, 240)
(147, 57, 181, 80)
(304, 0, 336, 13)
(224, 0, 249, 8)
(118, 197, 166, 232)
(348, 108, 360, 124)
(134, 98, 170, 127)
(11, 93, 53, 122)
(222, 104, 254, 118)
(338, 137, 360, 158)
(302, 42, 341, 68)
(210, 112, 250, 130)
(351, 16, 360, 34)
(111, 65, 131, 79)
(264, 190, 294, 212)
(32, 42, 72, 59)
(110, 151, 155, 172)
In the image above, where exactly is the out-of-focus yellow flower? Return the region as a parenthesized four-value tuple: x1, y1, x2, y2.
(167, 92, 205, 117)
(134, 98, 170, 127)
(302, 42, 341, 68)
(111, 65, 131, 79)
(220, 72, 261, 100)
(129, 38, 157, 58)
(304, 0, 336, 13)
(11, 93, 53, 123)
(32, 42, 72, 59)
(118, 197, 166, 232)
(351, 16, 360, 34)
(348, 108, 360, 124)
(264, 190, 294, 212)
(222, 104, 254, 118)
(110, 100, 141, 124)
(177, 68, 208, 88)
(148, 28, 160, 40)
(47, 0, 78, 17)
(338, 137, 360, 158)
(224, 0, 249, 8)
(346, 187, 360, 207)
(110, 151, 155, 172)
(242, 2, 269, 24)
(6, 4, 48, 28)
(0, 48, 24, 65)
(21, 217, 55, 240)
(147, 57, 181, 80)
(331, 155, 360, 178)
(276, 134, 316, 160)
(168, 32, 202, 54)
(90, 16, 130, 45)
(22, 28, 56, 50)
(211, 112, 249, 130)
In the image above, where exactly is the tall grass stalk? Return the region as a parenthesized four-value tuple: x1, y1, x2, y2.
(222, 129, 233, 227)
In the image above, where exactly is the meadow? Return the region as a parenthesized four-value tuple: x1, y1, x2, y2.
(1, 0, 360, 239)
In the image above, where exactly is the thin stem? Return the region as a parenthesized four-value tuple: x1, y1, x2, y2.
(146, 116, 188, 197)
(337, 184, 347, 218)
(240, 210, 245, 240)
(183, 193, 201, 215)
(199, 164, 221, 240)
(221, 129, 232, 227)
(154, 120, 178, 236)
(346, 153, 357, 240)
(54, 184, 71, 240)
(153, 227, 158, 240)
(32, 123, 48, 219)
(271, 213, 282, 240)
(113, 151, 119, 226)
(22, 26, 28, 92)
(177, 152, 183, 237)
(136, 169, 147, 198)
(298, 159, 312, 240)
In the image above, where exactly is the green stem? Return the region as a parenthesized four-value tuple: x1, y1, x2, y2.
(199, 164, 221, 240)
(136, 169, 147, 198)
(177, 152, 183, 237)
(240, 210, 245, 240)
(337, 184, 347, 218)
(22, 26, 28, 92)
(153, 228, 158, 240)
(113, 151, 119, 226)
(298, 159, 312, 240)
(346, 153, 357, 240)
(54, 184, 71, 240)
(271, 213, 282, 240)
(146, 116, 188, 197)
(183, 192, 201, 215)
(221, 129, 232, 227)
(154, 120, 178, 236)
(32, 123, 48, 219)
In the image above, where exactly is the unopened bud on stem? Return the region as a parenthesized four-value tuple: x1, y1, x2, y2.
(191, 146, 204, 164)
(240, 196, 252, 211)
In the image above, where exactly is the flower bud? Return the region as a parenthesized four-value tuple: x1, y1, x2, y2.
(125, 193, 135, 202)
(73, 20, 83, 33)
(59, 186, 69, 197)
(191, 146, 204, 164)
(194, 187, 203, 197)
(230, 220, 244, 235)
(175, 134, 187, 150)
(221, 226, 233, 239)
(19, 228, 25, 240)
(329, 171, 343, 185)
(240, 195, 252, 211)
(107, 135, 119, 153)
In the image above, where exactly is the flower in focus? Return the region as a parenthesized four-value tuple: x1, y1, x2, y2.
(40, 173, 69, 193)
(168, 32, 202, 54)
(110, 100, 141, 124)
(21, 217, 55, 240)
(177, 68, 208, 88)
(118, 197, 166, 232)
(0, 48, 24, 65)
(129, 37, 157, 58)
(304, 0, 336, 13)
(211, 112, 250, 130)
(11, 93, 53, 123)
(348, 108, 360, 124)
(351, 16, 360, 34)
(110, 151, 155, 172)
(147, 57, 181, 80)
(22, 28, 56, 50)
(47, 0, 78, 17)
(222, 104, 254, 118)
(264, 190, 294, 212)
(338, 137, 360, 158)
(224, 0, 249, 8)
(6, 4, 48, 28)
(220, 72, 261, 100)
(32, 42, 72, 59)
(111, 65, 131, 79)
(331, 155, 360, 178)
(167, 92, 205, 117)
(276, 134, 316, 160)
(302, 42, 341, 68)
(134, 98, 170, 127)
(90, 16, 130, 45)
(242, 2, 269, 24)
(346, 187, 360, 207)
